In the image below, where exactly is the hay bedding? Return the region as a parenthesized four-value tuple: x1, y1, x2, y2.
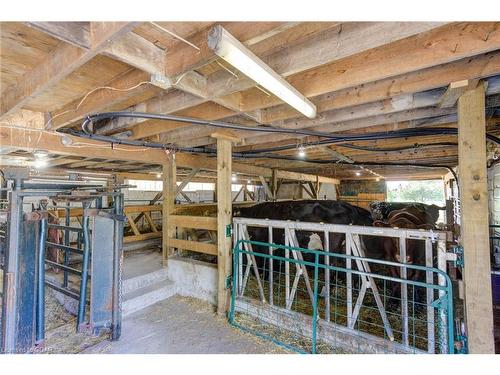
(41, 289, 108, 354)
(237, 269, 445, 353)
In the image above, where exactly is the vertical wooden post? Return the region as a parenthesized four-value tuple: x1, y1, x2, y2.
(212, 131, 239, 315)
(162, 154, 176, 267)
(458, 81, 495, 353)
(271, 169, 278, 201)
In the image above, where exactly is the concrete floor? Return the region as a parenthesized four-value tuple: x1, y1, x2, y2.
(83, 294, 286, 354)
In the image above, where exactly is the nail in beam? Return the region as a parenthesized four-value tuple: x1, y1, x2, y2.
(457, 80, 495, 353)
(212, 131, 240, 315)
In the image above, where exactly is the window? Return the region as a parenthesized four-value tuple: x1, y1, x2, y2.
(127, 180, 255, 193)
(386, 180, 445, 206)
(180, 182, 215, 191)
(232, 184, 255, 192)
(128, 179, 162, 191)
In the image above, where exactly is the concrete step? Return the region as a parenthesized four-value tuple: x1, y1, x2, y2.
(123, 279, 176, 317)
(123, 267, 168, 294)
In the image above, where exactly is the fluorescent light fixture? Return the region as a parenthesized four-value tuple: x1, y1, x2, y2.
(208, 26, 317, 119)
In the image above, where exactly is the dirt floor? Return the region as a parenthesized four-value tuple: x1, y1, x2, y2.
(83, 295, 287, 354)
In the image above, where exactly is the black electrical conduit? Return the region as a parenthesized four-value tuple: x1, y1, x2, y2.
(78, 112, 500, 151)
(55, 111, 500, 191)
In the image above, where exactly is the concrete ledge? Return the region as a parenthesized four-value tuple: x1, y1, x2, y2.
(166, 257, 218, 305)
(235, 297, 424, 354)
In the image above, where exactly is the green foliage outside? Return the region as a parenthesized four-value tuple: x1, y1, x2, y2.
(386, 180, 445, 206)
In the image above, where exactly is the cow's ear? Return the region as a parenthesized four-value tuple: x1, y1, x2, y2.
(373, 220, 389, 227)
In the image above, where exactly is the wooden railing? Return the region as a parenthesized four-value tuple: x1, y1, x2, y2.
(123, 204, 162, 243)
(166, 215, 218, 261)
(122, 204, 218, 256)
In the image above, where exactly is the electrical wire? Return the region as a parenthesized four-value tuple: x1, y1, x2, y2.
(336, 142, 459, 153)
(78, 111, 500, 148)
(53, 110, 500, 193)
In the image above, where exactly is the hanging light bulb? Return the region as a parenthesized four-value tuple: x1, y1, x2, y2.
(156, 173, 162, 178)
(33, 149, 49, 159)
(34, 159, 48, 169)
(298, 145, 306, 158)
(232, 174, 237, 182)
(355, 171, 361, 176)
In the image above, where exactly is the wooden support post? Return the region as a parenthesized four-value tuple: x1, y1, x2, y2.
(271, 169, 278, 201)
(162, 155, 176, 267)
(212, 131, 240, 315)
(457, 81, 495, 353)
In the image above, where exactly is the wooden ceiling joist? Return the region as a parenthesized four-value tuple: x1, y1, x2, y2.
(96, 22, 446, 137)
(2, 21, 500, 180)
(0, 22, 140, 120)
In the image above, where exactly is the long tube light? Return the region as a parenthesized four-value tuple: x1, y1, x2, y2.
(208, 25, 317, 119)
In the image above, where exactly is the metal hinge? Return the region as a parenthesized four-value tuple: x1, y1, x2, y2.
(452, 245, 464, 267)
(225, 275, 232, 289)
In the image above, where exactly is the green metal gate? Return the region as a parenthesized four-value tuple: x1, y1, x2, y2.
(228, 221, 455, 354)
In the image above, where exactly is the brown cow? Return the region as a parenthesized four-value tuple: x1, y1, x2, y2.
(373, 206, 436, 296)
(46, 209, 62, 272)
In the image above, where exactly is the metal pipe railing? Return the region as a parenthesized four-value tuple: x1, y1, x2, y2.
(35, 210, 48, 344)
(77, 202, 92, 329)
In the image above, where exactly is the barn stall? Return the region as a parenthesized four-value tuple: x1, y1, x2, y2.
(0, 21, 499, 354)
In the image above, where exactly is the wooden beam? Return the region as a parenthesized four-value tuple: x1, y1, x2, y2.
(50, 69, 154, 129)
(0, 22, 139, 120)
(209, 22, 447, 99)
(168, 238, 217, 256)
(175, 168, 200, 195)
(0, 124, 168, 164)
(320, 146, 355, 163)
(439, 79, 479, 108)
(25, 22, 91, 49)
(101, 31, 166, 75)
(165, 22, 286, 78)
(169, 215, 217, 231)
(258, 176, 274, 200)
(457, 81, 495, 353)
(212, 132, 236, 314)
(120, 22, 447, 137)
(162, 156, 176, 267)
(0, 123, 339, 183)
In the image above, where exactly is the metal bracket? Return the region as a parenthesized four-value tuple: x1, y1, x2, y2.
(225, 275, 232, 289)
(452, 245, 464, 268)
(431, 295, 449, 309)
